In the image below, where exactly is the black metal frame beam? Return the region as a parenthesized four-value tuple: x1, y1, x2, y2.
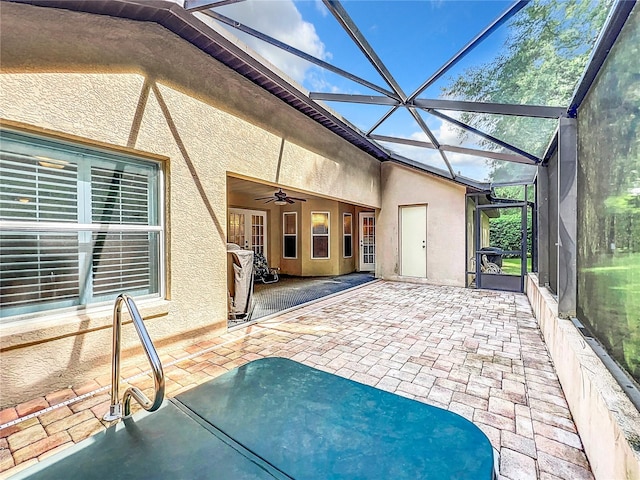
(366, 106, 398, 136)
(557, 116, 577, 317)
(185, 0, 245, 12)
(407, 0, 528, 102)
(477, 201, 528, 209)
(440, 145, 534, 165)
(412, 99, 565, 118)
(302, 0, 554, 177)
(199, 10, 398, 99)
(426, 109, 540, 163)
(311, 94, 566, 119)
(536, 168, 550, 286)
(369, 134, 435, 149)
(370, 134, 534, 165)
(489, 180, 535, 188)
(408, 107, 455, 178)
(322, 0, 407, 101)
(567, 0, 636, 117)
(309, 93, 398, 106)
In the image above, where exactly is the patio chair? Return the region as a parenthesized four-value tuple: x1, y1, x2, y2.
(469, 255, 503, 276)
(481, 254, 502, 274)
(253, 251, 279, 284)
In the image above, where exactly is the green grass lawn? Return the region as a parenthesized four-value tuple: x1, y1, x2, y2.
(500, 256, 531, 275)
(579, 252, 640, 385)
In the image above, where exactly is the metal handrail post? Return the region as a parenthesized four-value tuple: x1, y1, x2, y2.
(104, 296, 124, 421)
(103, 294, 165, 422)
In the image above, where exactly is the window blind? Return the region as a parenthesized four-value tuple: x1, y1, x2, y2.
(92, 232, 156, 297)
(0, 130, 162, 320)
(0, 151, 78, 222)
(91, 166, 149, 224)
(0, 232, 80, 309)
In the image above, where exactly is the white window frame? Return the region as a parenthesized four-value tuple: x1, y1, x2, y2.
(343, 212, 353, 258)
(311, 211, 330, 259)
(282, 211, 297, 259)
(0, 128, 164, 321)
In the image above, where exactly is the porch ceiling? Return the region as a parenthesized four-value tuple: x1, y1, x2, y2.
(227, 177, 312, 204)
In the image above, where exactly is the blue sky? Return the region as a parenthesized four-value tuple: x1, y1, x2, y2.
(296, 1, 511, 92)
(205, 0, 530, 182)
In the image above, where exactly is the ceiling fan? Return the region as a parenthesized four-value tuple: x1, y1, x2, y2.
(255, 188, 307, 205)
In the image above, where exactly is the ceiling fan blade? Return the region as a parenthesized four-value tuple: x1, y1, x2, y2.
(288, 197, 307, 202)
(285, 198, 295, 204)
(264, 198, 275, 203)
(254, 196, 274, 200)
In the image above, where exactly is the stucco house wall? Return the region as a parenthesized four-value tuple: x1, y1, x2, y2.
(378, 163, 467, 286)
(0, 3, 382, 406)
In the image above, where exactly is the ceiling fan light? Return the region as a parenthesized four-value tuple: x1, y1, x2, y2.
(274, 200, 287, 206)
(35, 156, 69, 169)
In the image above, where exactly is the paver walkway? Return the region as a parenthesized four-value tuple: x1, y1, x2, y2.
(0, 281, 592, 479)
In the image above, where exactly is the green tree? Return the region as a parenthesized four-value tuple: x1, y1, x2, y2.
(489, 214, 533, 255)
(442, 0, 611, 178)
(493, 185, 534, 201)
(574, 6, 640, 384)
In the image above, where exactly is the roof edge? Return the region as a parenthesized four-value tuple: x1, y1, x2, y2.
(4, 0, 392, 160)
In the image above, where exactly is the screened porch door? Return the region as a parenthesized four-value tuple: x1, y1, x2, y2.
(228, 208, 268, 259)
(359, 212, 375, 272)
(473, 204, 528, 293)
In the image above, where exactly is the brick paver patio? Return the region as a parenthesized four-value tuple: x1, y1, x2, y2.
(0, 281, 592, 479)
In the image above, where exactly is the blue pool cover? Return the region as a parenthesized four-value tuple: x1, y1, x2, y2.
(12, 358, 495, 479)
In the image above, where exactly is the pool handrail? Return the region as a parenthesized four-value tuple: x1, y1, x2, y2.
(103, 294, 165, 421)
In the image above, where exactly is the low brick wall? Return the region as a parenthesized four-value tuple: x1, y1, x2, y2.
(526, 274, 640, 480)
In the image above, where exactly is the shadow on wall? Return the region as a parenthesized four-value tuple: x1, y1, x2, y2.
(150, 82, 226, 246)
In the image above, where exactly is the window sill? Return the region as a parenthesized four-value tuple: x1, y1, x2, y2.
(0, 299, 171, 351)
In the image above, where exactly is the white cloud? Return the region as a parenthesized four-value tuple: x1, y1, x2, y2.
(205, 0, 330, 85)
(306, 74, 342, 93)
(404, 122, 469, 150)
(430, 123, 492, 179)
(313, 0, 329, 17)
(380, 120, 492, 180)
(430, 122, 469, 149)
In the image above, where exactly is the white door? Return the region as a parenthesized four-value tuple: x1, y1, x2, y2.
(228, 208, 268, 259)
(359, 212, 375, 272)
(400, 205, 427, 277)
